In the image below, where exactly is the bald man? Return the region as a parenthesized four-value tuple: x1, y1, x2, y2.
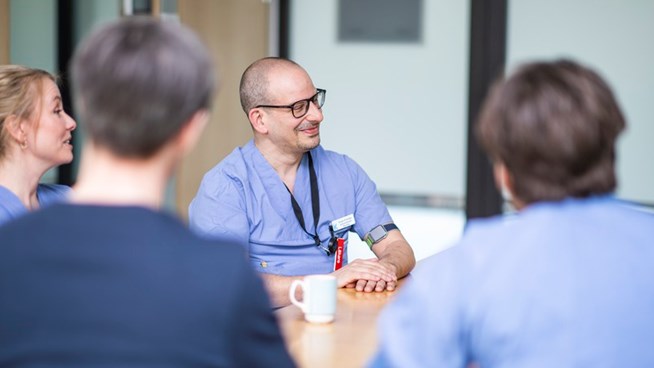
(190, 57, 415, 307)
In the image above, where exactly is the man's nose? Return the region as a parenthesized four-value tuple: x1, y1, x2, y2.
(305, 100, 324, 122)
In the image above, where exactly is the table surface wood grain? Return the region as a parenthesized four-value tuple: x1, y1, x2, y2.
(275, 278, 407, 368)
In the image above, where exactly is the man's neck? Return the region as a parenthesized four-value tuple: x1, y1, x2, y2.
(70, 145, 172, 209)
(254, 140, 305, 191)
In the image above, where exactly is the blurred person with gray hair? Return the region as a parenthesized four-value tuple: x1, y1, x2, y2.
(0, 17, 294, 367)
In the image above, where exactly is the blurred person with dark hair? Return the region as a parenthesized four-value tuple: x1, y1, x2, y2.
(0, 17, 294, 367)
(370, 59, 654, 367)
(0, 65, 76, 225)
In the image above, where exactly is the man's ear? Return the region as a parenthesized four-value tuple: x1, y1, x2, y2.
(248, 108, 268, 134)
(493, 162, 511, 193)
(176, 110, 209, 156)
(493, 161, 523, 208)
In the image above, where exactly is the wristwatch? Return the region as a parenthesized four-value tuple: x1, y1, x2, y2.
(364, 223, 399, 248)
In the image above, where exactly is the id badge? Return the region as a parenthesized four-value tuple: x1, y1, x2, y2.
(331, 214, 355, 232)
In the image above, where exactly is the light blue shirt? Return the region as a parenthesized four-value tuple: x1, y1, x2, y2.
(371, 195, 654, 368)
(0, 184, 71, 227)
(189, 140, 393, 276)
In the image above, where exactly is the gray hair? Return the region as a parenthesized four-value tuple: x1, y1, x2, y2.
(71, 16, 216, 158)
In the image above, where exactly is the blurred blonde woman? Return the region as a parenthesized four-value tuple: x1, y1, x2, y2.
(0, 65, 76, 225)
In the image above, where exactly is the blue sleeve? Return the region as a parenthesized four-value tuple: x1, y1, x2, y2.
(0, 186, 25, 226)
(370, 250, 470, 368)
(343, 156, 393, 239)
(37, 184, 71, 206)
(0, 184, 70, 226)
(188, 169, 250, 249)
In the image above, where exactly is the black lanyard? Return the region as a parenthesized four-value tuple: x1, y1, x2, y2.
(284, 152, 321, 248)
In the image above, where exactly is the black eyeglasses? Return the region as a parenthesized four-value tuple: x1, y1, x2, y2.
(256, 89, 326, 118)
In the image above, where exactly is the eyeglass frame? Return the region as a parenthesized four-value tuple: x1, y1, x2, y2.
(255, 88, 326, 119)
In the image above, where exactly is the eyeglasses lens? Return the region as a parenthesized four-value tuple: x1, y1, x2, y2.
(314, 90, 325, 109)
(291, 90, 326, 118)
(291, 101, 309, 118)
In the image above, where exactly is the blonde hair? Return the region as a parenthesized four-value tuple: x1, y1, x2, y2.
(0, 65, 55, 159)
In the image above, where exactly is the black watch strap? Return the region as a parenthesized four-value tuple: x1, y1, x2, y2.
(382, 223, 399, 232)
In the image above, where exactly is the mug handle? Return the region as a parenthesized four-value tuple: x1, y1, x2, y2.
(289, 279, 306, 312)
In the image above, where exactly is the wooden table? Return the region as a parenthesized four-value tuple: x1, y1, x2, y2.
(275, 279, 406, 368)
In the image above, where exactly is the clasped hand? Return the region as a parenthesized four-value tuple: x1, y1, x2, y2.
(331, 258, 397, 292)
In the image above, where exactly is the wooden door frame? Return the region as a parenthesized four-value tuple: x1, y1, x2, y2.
(176, 0, 271, 220)
(0, 0, 9, 64)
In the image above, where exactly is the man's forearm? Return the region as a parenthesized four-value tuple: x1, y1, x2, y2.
(261, 273, 302, 308)
(377, 239, 416, 279)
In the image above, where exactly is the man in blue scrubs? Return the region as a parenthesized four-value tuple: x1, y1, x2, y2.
(370, 60, 654, 367)
(190, 57, 415, 306)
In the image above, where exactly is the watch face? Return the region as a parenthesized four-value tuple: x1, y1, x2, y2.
(369, 225, 387, 242)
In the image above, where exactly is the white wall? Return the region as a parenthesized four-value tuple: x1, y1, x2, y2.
(508, 0, 654, 204)
(290, 0, 470, 199)
(348, 206, 465, 262)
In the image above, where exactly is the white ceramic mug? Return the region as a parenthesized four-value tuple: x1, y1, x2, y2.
(289, 275, 337, 323)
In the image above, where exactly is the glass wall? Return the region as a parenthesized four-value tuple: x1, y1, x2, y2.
(290, 0, 470, 260)
(290, 0, 470, 204)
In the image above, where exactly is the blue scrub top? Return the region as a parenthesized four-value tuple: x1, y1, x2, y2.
(0, 184, 71, 226)
(189, 140, 393, 276)
(371, 196, 654, 367)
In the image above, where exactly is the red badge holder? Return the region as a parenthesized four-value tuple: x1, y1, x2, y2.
(333, 238, 345, 271)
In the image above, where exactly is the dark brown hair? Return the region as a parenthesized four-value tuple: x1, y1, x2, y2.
(476, 59, 625, 204)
